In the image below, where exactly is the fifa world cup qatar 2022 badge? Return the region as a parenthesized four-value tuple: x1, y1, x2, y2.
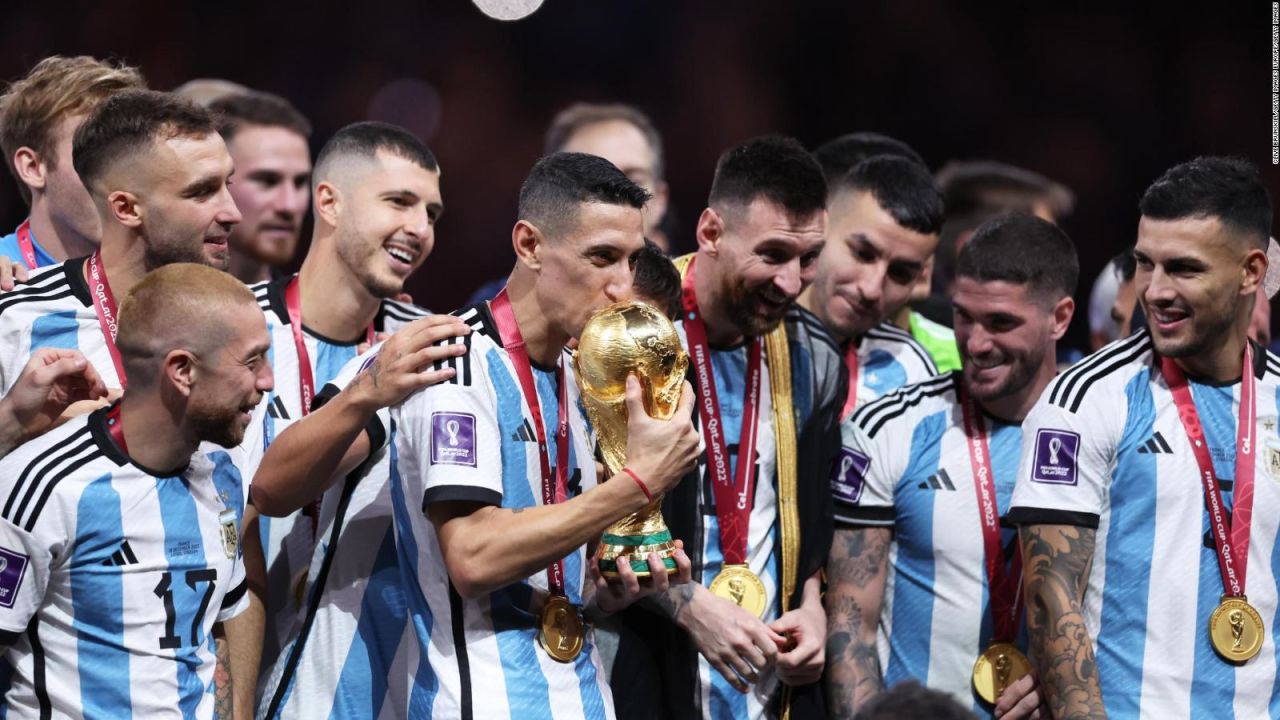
(1031, 429, 1080, 485)
(831, 447, 870, 505)
(0, 547, 29, 608)
(431, 412, 478, 467)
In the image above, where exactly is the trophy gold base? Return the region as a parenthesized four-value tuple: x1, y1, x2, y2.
(597, 528, 679, 578)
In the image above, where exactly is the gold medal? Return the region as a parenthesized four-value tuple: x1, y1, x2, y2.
(1209, 596, 1265, 663)
(708, 564, 767, 619)
(971, 642, 1033, 705)
(538, 595, 584, 663)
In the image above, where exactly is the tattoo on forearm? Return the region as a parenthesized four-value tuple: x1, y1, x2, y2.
(1021, 525, 1106, 720)
(825, 528, 889, 719)
(214, 637, 234, 720)
(650, 582, 696, 621)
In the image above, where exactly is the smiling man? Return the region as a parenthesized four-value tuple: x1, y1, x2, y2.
(0, 89, 240, 395)
(237, 121, 443, 692)
(210, 91, 313, 285)
(1009, 156, 1280, 718)
(825, 214, 1077, 719)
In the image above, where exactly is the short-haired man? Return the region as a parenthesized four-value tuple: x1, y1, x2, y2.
(210, 91, 313, 284)
(0, 88, 239, 395)
(0, 263, 272, 718)
(629, 136, 843, 719)
(0, 56, 144, 269)
(387, 151, 699, 717)
(546, 102, 671, 250)
(1009, 157, 1280, 717)
(800, 155, 944, 419)
(227, 121, 457, 700)
(826, 214, 1078, 719)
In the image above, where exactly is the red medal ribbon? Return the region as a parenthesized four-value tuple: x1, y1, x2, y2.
(105, 402, 127, 453)
(490, 288, 571, 597)
(841, 341, 860, 419)
(681, 257, 763, 567)
(1163, 345, 1256, 598)
(15, 220, 37, 270)
(87, 251, 127, 388)
(284, 276, 375, 535)
(957, 382, 1023, 643)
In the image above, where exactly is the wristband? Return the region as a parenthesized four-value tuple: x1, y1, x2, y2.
(621, 467, 653, 502)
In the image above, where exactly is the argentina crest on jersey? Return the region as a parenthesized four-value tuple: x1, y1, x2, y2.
(219, 508, 239, 559)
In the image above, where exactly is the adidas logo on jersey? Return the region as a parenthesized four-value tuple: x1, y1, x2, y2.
(917, 469, 957, 491)
(101, 540, 139, 567)
(511, 419, 536, 443)
(1136, 432, 1173, 454)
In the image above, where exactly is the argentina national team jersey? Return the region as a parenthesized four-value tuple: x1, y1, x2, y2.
(0, 258, 125, 395)
(835, 372, 1025, 714)
(240, 274, 428, 690)
(390, 302, 611, 719)
(0, 407, 249, 719)
(848, 322, 939, 419)
(257, 346, 411, 720)
(1008, 331, 1280, 719)
(0, 225, 56, 271)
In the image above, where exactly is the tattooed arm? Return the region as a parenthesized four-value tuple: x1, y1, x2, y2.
(213, 629, 235, 720)
(823, 526, 890, 719)
(1020, 524, 1105, 720)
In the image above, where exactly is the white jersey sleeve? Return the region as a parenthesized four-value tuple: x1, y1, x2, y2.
(394, 375, 504, 509)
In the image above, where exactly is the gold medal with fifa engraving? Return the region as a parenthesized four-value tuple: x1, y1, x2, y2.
(971, 642, 1032, 705)
(538, 595, 584, 663)
(1209, 596, 1264, 663)
(708, 564, 767, 619)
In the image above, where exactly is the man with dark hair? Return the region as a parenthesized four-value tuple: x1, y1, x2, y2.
(546, 102, 670, 249)
(812, 132, 926, 182)
(0, 56, 145, 271)
(801, 155, 944, 421)
(852, 681, 979, 720)
(632, 240, 681, 319)
(827, 214, 1077, 719)
(0, 88, 239, 396)
(211, 91, 313, 284)
(228, 120, 467, 707)
(1009, 156, 1280, 718)
(623, 136, 842, 720)
(0, 263, 271, 718)
(380, 150, 698, 717)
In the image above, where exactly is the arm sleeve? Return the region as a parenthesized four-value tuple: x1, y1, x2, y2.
(1006, 387, 1119, 529)
(832, 412, 900, 528)
(394, 379, 505, 514)
(216, 556, 249, 622)
(0, 515, 56, 633)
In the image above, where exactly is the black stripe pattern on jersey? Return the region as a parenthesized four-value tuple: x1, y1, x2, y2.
(436, 305, 487, 386)
(0, 267, 76, 316)
(29, 616, 50, 720)
(1047, 331, 1151, 413)
(3, 427, 100, 531)
(381, 299, 429, 325)
(449, 581, 475, 720)
(855, 372, 956, 439)
(865, 322, 939, 375)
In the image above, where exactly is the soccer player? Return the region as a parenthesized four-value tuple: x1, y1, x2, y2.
(799, 154, 943, 420)
(0, 88, 239, 396)
(0, 56, 144, 270)
(632, 136, 844, 720)
(0, 348, 107, 458)
(825, 214, 1077, 719)
(234, 121, 447, 697)
(0, 262, 272, 719)
(210, 91, 312, 285)
(391, 151, 699, 718)
(1008, 156, 1280, 718)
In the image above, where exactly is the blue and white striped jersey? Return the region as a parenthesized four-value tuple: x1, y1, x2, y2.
(1008, 331, 1280, 719)
(240, 274, 428, 691)
(848, 322, 939, 418)
(257, 346, 410, 720)
(390, 302, 612, 720)
(0, 407, 249, 719)
(0, 225, 56, 271)
(837, 372, 1025, 714)
(0, 258, 124, 395)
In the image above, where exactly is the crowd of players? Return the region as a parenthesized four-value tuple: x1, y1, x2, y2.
(0, 54, 1273, 720)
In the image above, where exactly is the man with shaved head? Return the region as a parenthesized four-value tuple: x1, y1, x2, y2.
(0, 88, 239, 396)
(0, 263, 272, 718)
(230, 120, 470, 702)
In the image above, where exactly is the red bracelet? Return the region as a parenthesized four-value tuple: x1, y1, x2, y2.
(621, 467, 653, 502)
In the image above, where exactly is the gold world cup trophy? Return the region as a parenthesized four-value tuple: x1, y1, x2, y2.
(574, 300, 689, 578)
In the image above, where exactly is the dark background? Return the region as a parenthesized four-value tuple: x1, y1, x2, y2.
(1, 1, 1275, 351)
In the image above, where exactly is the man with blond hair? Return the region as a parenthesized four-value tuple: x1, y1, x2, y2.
(0, 56, 144, 270)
